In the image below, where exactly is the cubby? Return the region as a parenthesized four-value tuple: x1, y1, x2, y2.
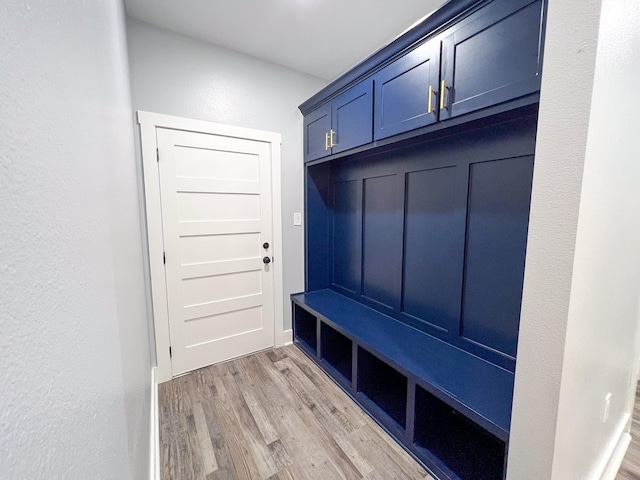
(414, 386, 506, 480)
(357, 347, 407, 429)
(293, 304, 317, 354)
(320, 323, 353, 384)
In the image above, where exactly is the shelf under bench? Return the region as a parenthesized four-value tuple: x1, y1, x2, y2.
(291, 289, 514, 440)
(292, 289, 513, 479)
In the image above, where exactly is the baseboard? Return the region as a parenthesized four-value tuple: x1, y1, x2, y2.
(591, 413, 631, 480)
(149, 367, 160, 480)
(283, 329, 293, 345)
(600, 431, 631, 480)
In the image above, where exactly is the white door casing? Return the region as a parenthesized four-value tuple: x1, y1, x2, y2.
(138, 112, 284, 382)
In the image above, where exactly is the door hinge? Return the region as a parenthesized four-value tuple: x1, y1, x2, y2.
(156, 148, 159, 162)
(169, 346, 172, 358)
(163, 252, 166, 264)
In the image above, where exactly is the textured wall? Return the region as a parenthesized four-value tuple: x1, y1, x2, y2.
(507, 0, 602, 478)
(126, 18, 327, 335)
(0, 1, 151, 479)
(509, 0, 640, 478)
(550, 0, 640, 477)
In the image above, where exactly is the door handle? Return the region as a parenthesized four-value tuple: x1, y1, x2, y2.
(428, 84, 435, 114)
(263, 256, 271, 264)
(440, 80, 447, 110)
(263, 242, 269, 249)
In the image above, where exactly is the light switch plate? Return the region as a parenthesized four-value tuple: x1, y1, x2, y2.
(293, 212, 302, 226)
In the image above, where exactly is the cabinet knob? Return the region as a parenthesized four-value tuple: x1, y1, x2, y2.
(263, 256, 271, 264)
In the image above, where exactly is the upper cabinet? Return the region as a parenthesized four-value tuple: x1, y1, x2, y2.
(373, 39, 441, 141)
(301, 0, 545, 161)
(303, 80, 373, 162)
(440, 0, 544, 119)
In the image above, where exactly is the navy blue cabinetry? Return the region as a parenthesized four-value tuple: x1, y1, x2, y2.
(373, 39, 441, 141)
(303, 80, 373, 162)
(296, 0, 546, 478)
(440, 0, 544, 119)
(302, 0, 545, 157)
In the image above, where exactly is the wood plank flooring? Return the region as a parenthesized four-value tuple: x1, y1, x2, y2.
(160, 344, 432, 480)
(616, 383, 640, 479)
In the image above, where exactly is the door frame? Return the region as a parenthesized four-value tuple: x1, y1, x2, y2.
(137, 111, 284, 383)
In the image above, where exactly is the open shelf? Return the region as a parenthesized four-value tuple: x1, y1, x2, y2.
(293, 303, 317, 354)
(414, 385, 506, 480)
(357, 347, 407, 429)
(320, 323, 353, 384)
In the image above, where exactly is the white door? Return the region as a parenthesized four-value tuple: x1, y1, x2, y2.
(157, 127, 275, 375)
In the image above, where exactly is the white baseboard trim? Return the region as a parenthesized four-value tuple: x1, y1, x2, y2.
(591, 413, 631, 480)
(149, 367, 160, 480)
(283, 329, 293, 345)
(600, 431, 631, 480)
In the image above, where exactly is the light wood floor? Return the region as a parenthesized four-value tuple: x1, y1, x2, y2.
(159, 344, 432, 480)
(616, 383, 640, 479)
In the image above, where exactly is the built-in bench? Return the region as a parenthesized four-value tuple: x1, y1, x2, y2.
(292, 289, 512, 480)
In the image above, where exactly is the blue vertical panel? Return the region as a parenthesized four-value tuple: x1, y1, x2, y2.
(333, 180, 361, 294)
(461, 156, 534, 358)
(306, 163, 330, 292)
(362, 175, 399, 309)
(402, 167, 460, 333)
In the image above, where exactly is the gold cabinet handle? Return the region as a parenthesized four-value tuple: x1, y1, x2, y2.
(325, 132, 330, 151)
(428, 85, 434, 114)
(330, 129, 336, 147)
(440, 80, 447, 110)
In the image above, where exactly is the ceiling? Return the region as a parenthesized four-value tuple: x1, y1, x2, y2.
(124, 0, 447, 81)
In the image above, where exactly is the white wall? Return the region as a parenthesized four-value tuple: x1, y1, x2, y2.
(551, 0, 640, 477)
(0, 2, 151, 479)
(126, 18, 328, 337)
(508, 0, 640, 478)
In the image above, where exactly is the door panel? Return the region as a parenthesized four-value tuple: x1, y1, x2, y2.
(332, 79, 373, 154)
(441, 0, 543, 119)
(373, 39, 441, 141)
(157, 128, 274, 375)
(304, 103, 332, 162)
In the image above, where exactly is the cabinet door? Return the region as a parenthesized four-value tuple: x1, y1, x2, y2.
(373, 39, 441, 141)
(303, 103, 332, 162)
(331, 79, 373, 155)
(440, 0, 544, 120)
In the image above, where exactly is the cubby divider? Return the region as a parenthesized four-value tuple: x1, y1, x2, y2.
(357, 347, 407, 429)
(320, 322, 353, 384)
(293, 304, 317, 354)
(414, 385, 506, 480)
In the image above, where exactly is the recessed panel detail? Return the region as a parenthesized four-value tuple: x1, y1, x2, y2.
(182, 270, 262, 307)
(180, 233, 261, 265)
(178, 192, 260, 222)
(185, 306, 263, 347)
(461, 157, 534, 357)
(174, 146, 259, 182)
